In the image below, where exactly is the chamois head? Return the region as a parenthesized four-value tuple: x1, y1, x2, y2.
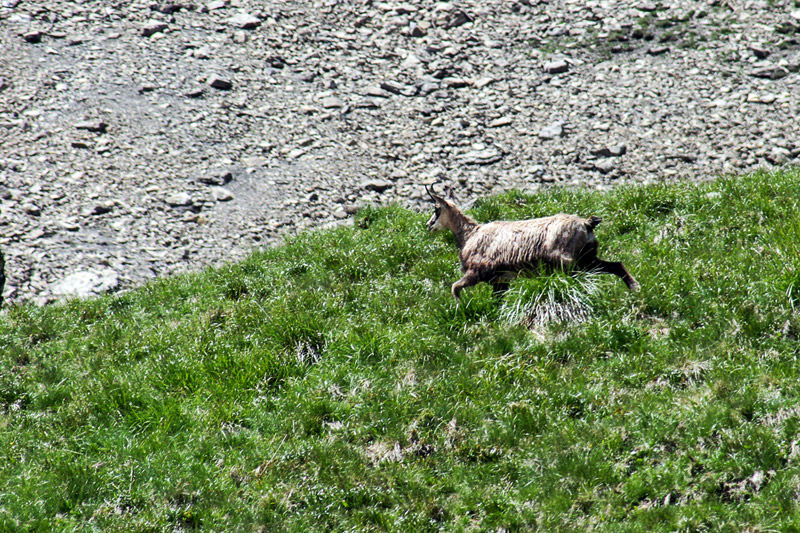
(425, 184, 459, 232)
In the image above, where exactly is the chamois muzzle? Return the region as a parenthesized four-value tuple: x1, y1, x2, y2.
(425, 185, 444, 232)
(426, 207, 440, 232)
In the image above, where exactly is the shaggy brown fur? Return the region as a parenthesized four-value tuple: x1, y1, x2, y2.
(425, 186, 639, 300)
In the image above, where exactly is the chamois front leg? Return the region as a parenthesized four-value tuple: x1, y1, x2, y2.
(451, 271, 480, 301)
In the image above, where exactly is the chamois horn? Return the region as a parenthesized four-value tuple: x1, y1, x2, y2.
(425, 183, 442, 202)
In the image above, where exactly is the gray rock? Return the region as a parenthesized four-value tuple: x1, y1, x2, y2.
(74, 120, 108, 133)
(152, 3, 185, 14)
(193, 45, 213, 59)
(51, 269, 119, 299)
(380, 81, 417, 96)
(23, 30, 43, 43)
(354, 98, 380, 109)
(208, 75, 232, 90)
(664, 153, 697, 164)
(525, 164, 546, 179)
(332, 207, 348, 219)
(747, 93, 777, 104)
(320, 96, 343, 109)
(211, 186, 234, 201)
(0, 248, 4, 308)
(443, 77, 471, 88)
(241, 156, 267, 167)
(767, 147, 790, 165)
(86, 201, 115, 216)
(538, 122, 563, 140)
(750, 66, 792, 80)
(22, 203, 41, 216)
(593, 158, 617, 174)
(748, 44, 770, 59)
(362, 180, 393, 193)
(393, 3, 418, 15)
(591, 144, 627, 157)
(364, 86, 392, 98)
(410, 24, 427, 38)
(57, 219, 81, 231)
(142, 21, 168, 38)
(67, 34, 89, 46)
(489, 116, 513, 128)
(185, 87, 205, 98)
(266, 56, 285, 69)
(444, 10, 473, 29)
(228, 13, 261, 29)
(647, 46, 669, 56)
(458, 147, 503, 165)
(165, 192, 192, 207)
(544, 60, 569, 74)
(299, 71, 316, 83)
(197, 169, 233, 186)
(416, 79, 440, 96)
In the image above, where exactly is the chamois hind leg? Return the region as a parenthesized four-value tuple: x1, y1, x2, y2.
(490, 280, 510, 298)
(490, 272, 514, 298)
(585, 258, 640, 291)
(452, 271, 480, 301)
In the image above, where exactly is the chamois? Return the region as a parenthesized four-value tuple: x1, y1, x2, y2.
(425, 185, 639, 300)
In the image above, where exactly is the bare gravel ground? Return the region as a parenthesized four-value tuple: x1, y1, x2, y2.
(1, 0, 799, 304)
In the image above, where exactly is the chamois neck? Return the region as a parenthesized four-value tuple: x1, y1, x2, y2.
(448, 211, 478, 248)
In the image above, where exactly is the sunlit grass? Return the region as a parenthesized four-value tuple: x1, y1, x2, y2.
(1, 168, 800, 530)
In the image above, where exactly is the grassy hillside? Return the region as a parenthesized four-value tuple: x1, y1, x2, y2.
(2, 169, 800, 531)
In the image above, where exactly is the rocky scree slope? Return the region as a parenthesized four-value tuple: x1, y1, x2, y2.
(0, 0, 799, 304)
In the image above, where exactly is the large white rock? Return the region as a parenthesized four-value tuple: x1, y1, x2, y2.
(51, 269, 119, 299)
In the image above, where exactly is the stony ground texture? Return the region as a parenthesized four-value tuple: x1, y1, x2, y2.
(1, 0, 799, 304)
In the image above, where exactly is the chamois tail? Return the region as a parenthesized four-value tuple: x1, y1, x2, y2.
(587, 215, 602, 230)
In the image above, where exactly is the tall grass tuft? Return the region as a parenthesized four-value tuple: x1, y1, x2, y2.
(498, 269, 600, 327)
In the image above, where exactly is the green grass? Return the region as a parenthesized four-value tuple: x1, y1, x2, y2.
(2, 168, 800, 531)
